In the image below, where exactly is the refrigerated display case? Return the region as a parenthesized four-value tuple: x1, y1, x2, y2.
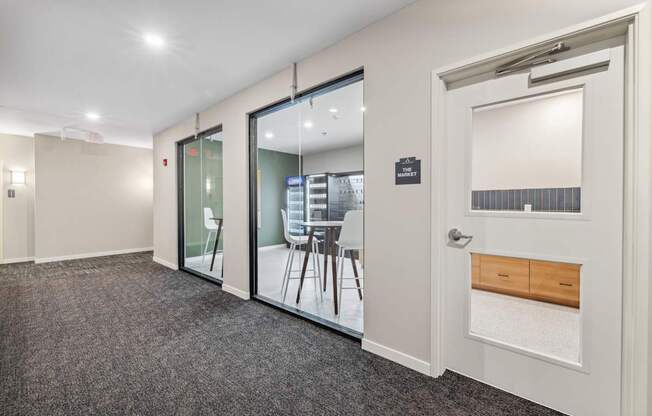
(286, 172, 364, 232)
(306, 174, 329, 222)
(285, 175, 305, 236)
(328, 172, 364, 221)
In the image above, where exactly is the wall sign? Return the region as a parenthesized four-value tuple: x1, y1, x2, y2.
(395, 157, 421, 185)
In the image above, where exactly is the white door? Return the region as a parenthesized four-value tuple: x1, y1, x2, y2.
(442, 45, 624, 416)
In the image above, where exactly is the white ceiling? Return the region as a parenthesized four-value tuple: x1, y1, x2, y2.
(257, 80, 363, 155)
(0, 0, 415, 148)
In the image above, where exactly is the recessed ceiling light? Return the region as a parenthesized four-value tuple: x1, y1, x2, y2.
(303, 121, 313, 129)
(144, 33, 166, 49)
(329, 108, 338, 113)
(264, 131, 274, 139)
(360, 106, 367, 112)
(85, 112, 100, 121)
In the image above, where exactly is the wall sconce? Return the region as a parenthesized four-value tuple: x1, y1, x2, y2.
(10, 170, 26, 185)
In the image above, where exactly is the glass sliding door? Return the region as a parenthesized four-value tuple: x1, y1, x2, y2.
(178, 127, 224, 283)
(250, 72, 364, 336)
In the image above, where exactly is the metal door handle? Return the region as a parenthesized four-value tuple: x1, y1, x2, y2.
(448, 228, 473, 242)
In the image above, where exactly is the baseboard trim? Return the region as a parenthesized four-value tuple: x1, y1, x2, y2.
(1, 256, 34, 264)
(362, 338, 431, 376)
(222, 284, 250, 300)
(258, 244, 287, 251)
(34, 247, 153, 264)
(152, 256, 178, 270)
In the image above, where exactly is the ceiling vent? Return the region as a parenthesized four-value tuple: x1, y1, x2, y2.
(60, 126, 104, 144)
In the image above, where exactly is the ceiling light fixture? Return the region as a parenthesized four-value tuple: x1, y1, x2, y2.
(329, 108, 338, 113)
(360, 106, 367, 112)
(303, 121, 313, 129)
(85, 112, 101, 121)
(265, 131, 274, 139)
(144, 33, 166, 49)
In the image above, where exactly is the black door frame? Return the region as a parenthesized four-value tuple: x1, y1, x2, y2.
(177, 124, 224, 285)
(248, 69, 364, 339)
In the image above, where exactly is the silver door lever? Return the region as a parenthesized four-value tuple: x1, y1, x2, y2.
(448, 228, 473, 242)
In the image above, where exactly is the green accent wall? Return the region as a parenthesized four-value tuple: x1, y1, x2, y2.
(183, 139, 224, 258)
(257, 148, 300, 247)
(182, 143, 298, 255)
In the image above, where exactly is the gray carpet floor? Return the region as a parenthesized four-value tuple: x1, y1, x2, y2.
(0, 252, 563, 415)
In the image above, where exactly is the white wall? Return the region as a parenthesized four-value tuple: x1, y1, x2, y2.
(472, 90, 583, 190)
(303, 144, 363, 175)
(34, 135, 153, 261)
(153, 0, 643, 368)
(0, 133, 34, 262)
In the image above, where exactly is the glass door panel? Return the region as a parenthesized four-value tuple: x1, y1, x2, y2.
(252, 75, 365, 336)
(255, 99, 304, 304)
(200, 131, 224, 280)
(183, 138, 203, 270)
(179, 128, 224, 283)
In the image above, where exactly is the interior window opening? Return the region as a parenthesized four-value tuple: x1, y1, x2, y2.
(471, 88, 583, 214)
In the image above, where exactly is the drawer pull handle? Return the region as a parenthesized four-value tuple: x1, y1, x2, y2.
(497, 273, 509, 278)
(559, 283, 573, 287)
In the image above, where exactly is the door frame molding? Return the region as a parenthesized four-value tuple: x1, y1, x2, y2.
(429, 5, 650, 415)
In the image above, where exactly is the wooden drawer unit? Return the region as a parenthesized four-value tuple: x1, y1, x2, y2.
(478, 255, 530, 297)
(471, 253, 481, 286)
(530, 260, 580, 308)
(470, 253, 580, 308)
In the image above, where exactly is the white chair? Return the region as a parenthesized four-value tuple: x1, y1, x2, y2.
(336, 210, 364, 303)
(280, 209, 322, 302)
(202, 207, 220, 264)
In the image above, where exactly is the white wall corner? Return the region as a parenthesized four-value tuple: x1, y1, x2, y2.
(222, 284, 250, 300)
(152, 256, 178, 270)
(362, 338, 431, 376)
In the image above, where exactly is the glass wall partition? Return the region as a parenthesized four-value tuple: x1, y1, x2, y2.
(178, 127, 224, 283)
(250, 72, 364, 337)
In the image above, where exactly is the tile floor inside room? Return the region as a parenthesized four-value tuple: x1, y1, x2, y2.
(470, 289, 580, 363)
(185, 253, 224, 281)
(257, 245, 364, 334)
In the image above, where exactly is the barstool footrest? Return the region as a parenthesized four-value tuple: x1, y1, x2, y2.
(287, 275, 320, 280)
